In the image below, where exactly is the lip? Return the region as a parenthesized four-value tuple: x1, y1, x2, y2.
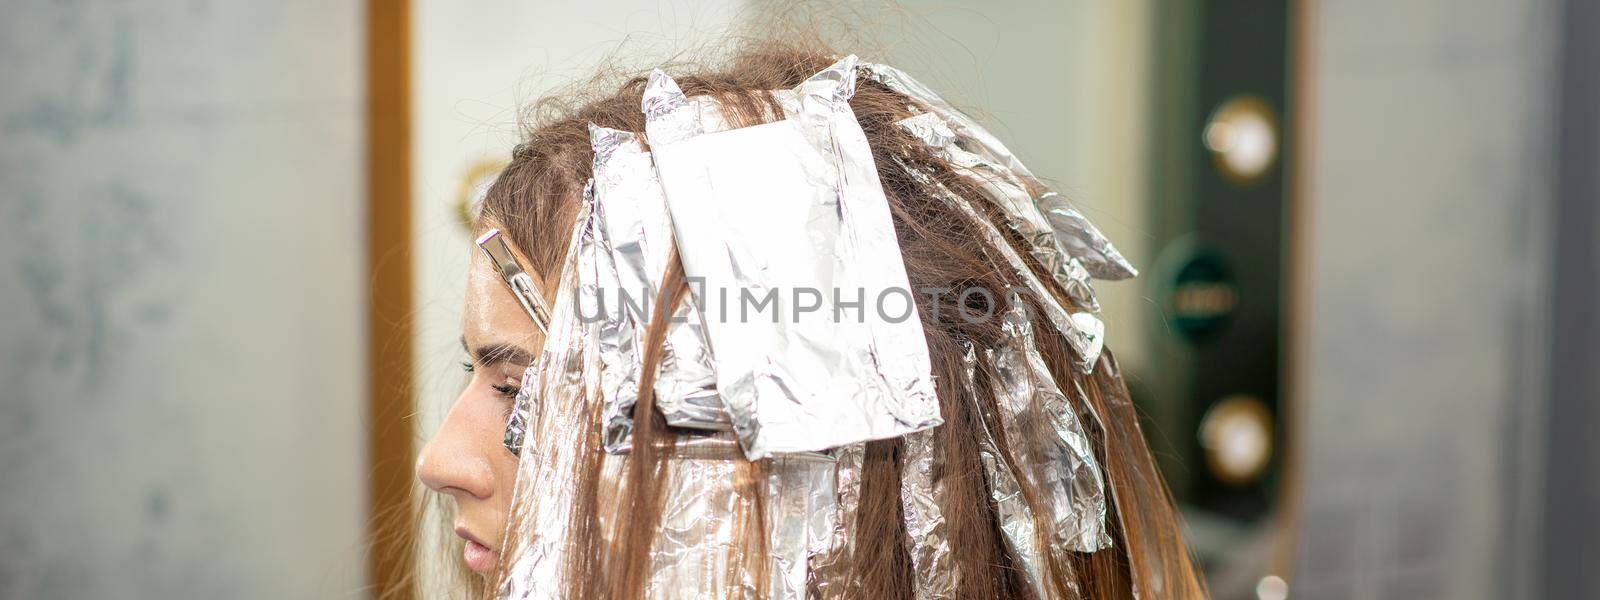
(455, 526, 498, 574)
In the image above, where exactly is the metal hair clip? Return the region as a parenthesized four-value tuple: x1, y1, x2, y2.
(476, 228, 552, 335)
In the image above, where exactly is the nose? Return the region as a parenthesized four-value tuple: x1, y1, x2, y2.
(416, 390, 495, 500)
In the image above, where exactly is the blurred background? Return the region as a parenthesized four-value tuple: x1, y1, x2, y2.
(1, 0, 1594, 598)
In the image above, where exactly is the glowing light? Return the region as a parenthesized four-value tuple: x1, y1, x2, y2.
(1256, 574, 1289, 600)
(1204, 96, 1279, 185)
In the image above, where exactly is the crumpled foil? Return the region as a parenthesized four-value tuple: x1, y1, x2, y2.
(988, 305, 1111, 554)
(899, 429, 953, 598)
(861, 62, 1137, 281)
(589, 124, 728, 453)
(806, 444, 863, 598)
(645, 55, 943, 459)
(639, 454, 841, 599)
(957, 341, 1047, 596)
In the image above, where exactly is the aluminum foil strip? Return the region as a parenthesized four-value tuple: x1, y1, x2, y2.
(587, 188, 639, 451)
(641, 70, 721, 144)
(988, 304, 1112, 553)
(861, 62, 1137, 281)
(500, 186, 603, 599)
(638, 451, 840, 599)
(1036, 191, 1137, 281)
(898, 112, 1099, 313)
(899, 429, 954, 599)
(889, 152, 1105, 372)
(767, 457, 844, 599)
(807, 444, 864, 598)
(643, 55, 942, 459)
(957, 341, 1048, 597)
(646, 458, 750, 597)
(589, 124, 728, 453)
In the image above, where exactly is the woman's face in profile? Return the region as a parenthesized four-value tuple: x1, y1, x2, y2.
(416, 236, 538, 576)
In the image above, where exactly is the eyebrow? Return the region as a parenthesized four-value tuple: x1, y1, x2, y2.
(461, 336, 536, 368)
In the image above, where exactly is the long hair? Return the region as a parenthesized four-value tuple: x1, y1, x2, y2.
(474, 39, 1206, 600)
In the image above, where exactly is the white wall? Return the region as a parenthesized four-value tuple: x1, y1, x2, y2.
(0, 1, 367, 598)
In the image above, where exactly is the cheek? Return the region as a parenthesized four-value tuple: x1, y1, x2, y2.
(463, 390, 515, 457)
(488, 434, 521, 541)
(464, 388, 519, 484)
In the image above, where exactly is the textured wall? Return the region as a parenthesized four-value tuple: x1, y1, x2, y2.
(0, 1, 367, 598)
(1294, 1, 1560, 598)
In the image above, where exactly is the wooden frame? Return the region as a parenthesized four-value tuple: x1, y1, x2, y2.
(365, 0, 415, 597)
(1272, 0, 1318, 582)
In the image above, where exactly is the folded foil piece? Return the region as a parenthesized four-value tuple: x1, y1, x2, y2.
(900, 429, 954, 598)
(807, 444, 864, 598)
(989, 305, 1111, 553)
(589, 124, 728, 453)
(646, 458, 747, 595)
(888, 146, 1105, 373)
(639, 455, 841, 599)
(765, 457, 843, 598)
(640, 69, 734, 144)
(958, 341, 1048, 597)
(898, 112, 1099, 313)
(644, 55, 943, 459)
(861, 62, 1137, 281)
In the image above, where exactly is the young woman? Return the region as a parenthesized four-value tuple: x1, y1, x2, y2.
(417, 39, 1206, 600)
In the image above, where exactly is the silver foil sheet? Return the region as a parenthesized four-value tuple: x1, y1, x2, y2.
(958, 341, 1048, 597)
(650, 455, 842, 599)
(807, 444, 864, 598)
(861, 62, 1137, 281)
(764, 456, 843, 598)
(644, 55, 943, 459)
(589, 124, 728, 453)
(642, 457, 753, 597)
(899, 429, 954, 598)
(640, 69, 732, 144)
(988, 304, 1111, 553)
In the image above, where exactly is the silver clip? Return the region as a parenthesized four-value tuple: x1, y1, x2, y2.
(477, 228, 552, 334)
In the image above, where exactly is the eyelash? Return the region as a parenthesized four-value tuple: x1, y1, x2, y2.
(463, 361, 519, 398)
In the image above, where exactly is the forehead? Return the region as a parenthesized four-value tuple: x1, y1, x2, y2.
(463, 238, 543, 351)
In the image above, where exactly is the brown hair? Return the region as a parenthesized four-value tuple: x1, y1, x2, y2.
(475, 38, 1205, 600)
